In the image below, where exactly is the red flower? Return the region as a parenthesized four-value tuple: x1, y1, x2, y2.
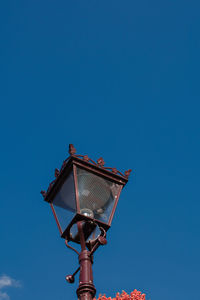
(94, 290, 146, 300)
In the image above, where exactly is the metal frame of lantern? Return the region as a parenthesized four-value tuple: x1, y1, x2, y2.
(41, 144, 131, 300)
(41, 144, 131, 246)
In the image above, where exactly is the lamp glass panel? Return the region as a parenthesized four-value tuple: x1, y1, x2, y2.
(76, 167, 121, 225)
(52, 170, 76, 232)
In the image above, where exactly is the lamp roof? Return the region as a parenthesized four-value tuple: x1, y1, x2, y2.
(41, 144, 132, 202)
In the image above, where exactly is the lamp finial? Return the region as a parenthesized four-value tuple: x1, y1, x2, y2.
(69, 144, 76, 155)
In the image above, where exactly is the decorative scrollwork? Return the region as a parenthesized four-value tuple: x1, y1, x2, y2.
(83, 155, 89, 162)
(112, 168, 118, 174)
(54, 168, 60, 178)
(41, 144, 131, 199)
(97, 157, 105, 167)
(125, 169, 132, 178)
(40, 190, 47, 198)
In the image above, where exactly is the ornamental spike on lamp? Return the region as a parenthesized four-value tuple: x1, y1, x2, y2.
(41, 144, 131, 300)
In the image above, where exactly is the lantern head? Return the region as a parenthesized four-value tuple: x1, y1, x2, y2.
(41, 145, 131, 244)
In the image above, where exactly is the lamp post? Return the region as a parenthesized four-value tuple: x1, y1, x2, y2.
(41, 144, 131, 300)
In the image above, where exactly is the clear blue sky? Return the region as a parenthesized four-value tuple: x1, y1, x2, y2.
(0, 1, 200, 299)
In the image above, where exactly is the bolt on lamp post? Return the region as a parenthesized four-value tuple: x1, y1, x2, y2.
(41, 144, 131, 300)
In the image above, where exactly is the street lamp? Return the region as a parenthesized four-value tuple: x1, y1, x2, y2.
(41, 144, 131, 300)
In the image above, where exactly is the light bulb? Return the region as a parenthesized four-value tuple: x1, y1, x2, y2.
(80, 208, 94, 219)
